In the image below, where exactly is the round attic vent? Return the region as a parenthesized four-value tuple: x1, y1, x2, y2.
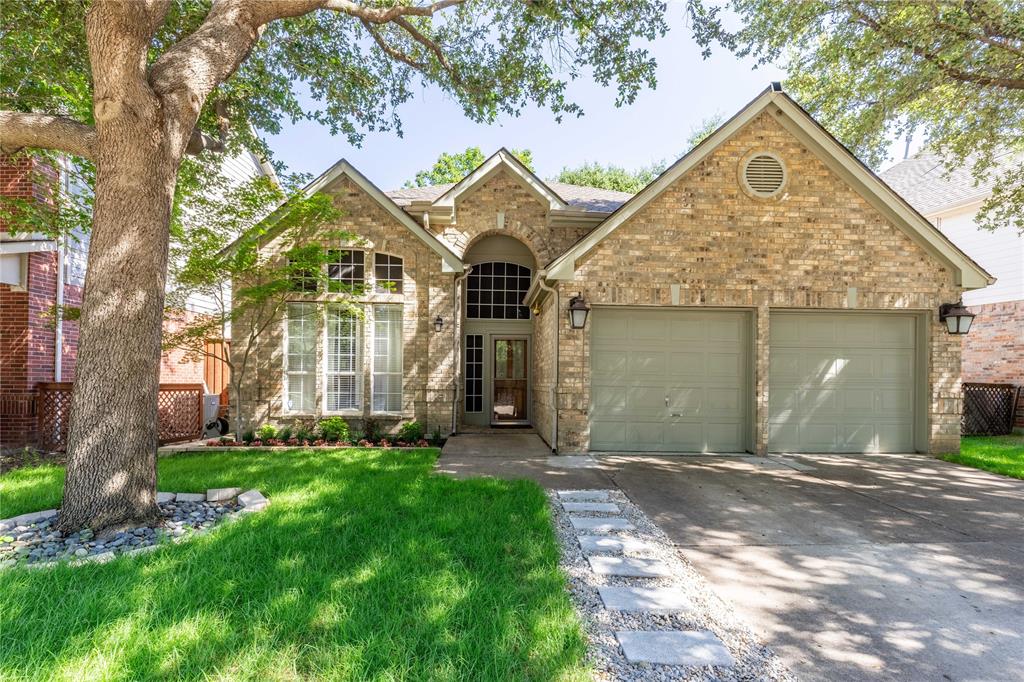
(742, 153, 786, 197)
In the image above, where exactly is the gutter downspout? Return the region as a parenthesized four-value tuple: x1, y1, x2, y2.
(54, 239, 64, 382)
(535, 273, 558, 454)
(450, 262, 473, 437)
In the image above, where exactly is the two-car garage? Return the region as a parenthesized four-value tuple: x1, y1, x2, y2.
(588, 307, 920, 454)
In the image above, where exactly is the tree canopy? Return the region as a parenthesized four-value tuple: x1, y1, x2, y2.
(406, 146, 534, 187)
(688, 0, 1023, 233)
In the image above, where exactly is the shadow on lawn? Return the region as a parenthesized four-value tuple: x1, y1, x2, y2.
(0, 449, 589, 681)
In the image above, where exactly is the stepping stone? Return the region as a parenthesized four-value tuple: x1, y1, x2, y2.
(547, 456, 600, 469)
(237, 489, 269, 511)
(578, 535, 656, 555)
(562, 502, 619, 514)
(588, 556, 671, 578)
(569, 516, 634, 534)
(206, 487, 242, 502)
(599, 586, 693, 613)
(616, 630, 734, 667)
(175, 492, 206, 503)
(557, 490, 610, 502)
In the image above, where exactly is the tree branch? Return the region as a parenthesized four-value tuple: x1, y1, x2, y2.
(361, 19, 429, 70)
(0, 111, 97, 160)
(393, 17, 464, 86)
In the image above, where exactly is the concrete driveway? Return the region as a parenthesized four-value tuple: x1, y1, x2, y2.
(608, 454, 1024, 681)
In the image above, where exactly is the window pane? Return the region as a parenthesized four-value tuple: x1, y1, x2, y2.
(374, 253, 403, 294)
(466, 261, 532, 320)
(285, 303, 316, 412)
(328, 249, 364, 292)
(465, 334, 483, 413)
(372, 305, 403, 411)
(325, 305, 360, 411)
(288, 258, 318, 293)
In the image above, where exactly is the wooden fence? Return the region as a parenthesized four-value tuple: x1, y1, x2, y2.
(962, 382, 1021, 437)
(36, 383, 205, 452)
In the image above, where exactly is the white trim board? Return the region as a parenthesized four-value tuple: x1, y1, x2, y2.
(544, 87, 993, 290)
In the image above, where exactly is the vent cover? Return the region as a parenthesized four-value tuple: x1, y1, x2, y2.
(743, 153, 786, 197)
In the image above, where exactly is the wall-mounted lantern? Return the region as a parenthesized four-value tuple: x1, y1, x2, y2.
(433, 315, 444, 333)
(939, 301, 975, 335)
(567, 294, 590, 330)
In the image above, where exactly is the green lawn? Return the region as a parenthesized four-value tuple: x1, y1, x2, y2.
(0, 449, 588, 681)
(943, 434, 1024, 480)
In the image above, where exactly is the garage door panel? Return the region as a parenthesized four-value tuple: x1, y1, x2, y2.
(769, 313, 916, 454)
(592, 349, 627, 376)
(590, 308, 750, 453)
(629, 350, 667, 375)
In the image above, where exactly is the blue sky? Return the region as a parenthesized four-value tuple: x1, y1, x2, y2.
(264, 7, 909, 190)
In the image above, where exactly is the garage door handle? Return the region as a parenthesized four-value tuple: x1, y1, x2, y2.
(665, 395, 669, 406)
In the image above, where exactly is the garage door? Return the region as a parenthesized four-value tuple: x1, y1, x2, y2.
(769, 313, 916, 453)
(590, 308, 750, 452)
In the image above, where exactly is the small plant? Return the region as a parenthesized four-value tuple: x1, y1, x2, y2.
(277, 426, 292, 441)
(430, 425, 443, 446)
(380, 438, 392, 448)
(362, 418, 382, 443)
(256, 424, 277, 441)
(295, 425, 315, 443)
(396, 420, 424, 443)
(241, 429, 255, 444)
(317, 416, 351, 443)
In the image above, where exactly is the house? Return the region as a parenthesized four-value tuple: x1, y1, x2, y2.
(880, 152, 1023, 428)
(0, 150, 270, 448)
(234, 84, 992, 455)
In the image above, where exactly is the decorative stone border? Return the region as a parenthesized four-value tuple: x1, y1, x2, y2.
(0, 488, 269, 570)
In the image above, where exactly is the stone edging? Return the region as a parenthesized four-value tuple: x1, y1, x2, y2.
(0, 488, 269, 570)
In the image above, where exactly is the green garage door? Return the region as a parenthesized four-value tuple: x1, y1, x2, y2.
(769, 313, 916, 453)
(590, 308, 750, 453)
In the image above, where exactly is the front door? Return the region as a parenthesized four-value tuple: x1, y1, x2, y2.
(492, 338, 528, 424)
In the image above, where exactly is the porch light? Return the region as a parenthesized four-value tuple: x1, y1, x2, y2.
(939, 301, 975, 335)
(567, 294, 590, 330)
(433, 315, 444, 332)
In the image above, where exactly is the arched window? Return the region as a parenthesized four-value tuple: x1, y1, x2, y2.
(466, 262, 531, 320)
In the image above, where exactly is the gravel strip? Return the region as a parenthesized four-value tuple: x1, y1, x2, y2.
(551, 488, 792, 681)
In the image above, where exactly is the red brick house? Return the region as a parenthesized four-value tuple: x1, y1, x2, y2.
(1, 152, 267, 449)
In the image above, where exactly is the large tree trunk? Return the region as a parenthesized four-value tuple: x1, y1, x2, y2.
(57, 94, 179, 532)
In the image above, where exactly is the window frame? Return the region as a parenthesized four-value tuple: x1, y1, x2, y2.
(322, 304, 362, 415)
(465, 261, 532, 320)
(371, 304, 404, 414)
(327, 248, 365, 293)
(287, 257, 319, 294)
(373, 253, 404, 294)
(283, 302, 318, 415)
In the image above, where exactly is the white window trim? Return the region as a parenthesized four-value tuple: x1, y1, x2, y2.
(371, 304, 404, 415)
(322, 305, 363, 415)
(283, 302, 317, 415)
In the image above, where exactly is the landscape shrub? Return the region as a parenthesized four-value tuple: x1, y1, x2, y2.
(256, 424, 277, 441)
(317, 416, 351, 443)
(362, 418, 383, 443)
(397, 420, 424, 443)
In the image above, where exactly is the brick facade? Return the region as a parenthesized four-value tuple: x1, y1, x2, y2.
(962, 301, 1024, 427)
(554, 112, 962, 454)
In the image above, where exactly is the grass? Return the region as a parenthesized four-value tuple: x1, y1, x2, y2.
(942, 434, 1024, 480)
(0, 449, 588, 681)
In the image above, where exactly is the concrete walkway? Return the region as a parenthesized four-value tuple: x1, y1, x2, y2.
(436, 445, 1024, 681)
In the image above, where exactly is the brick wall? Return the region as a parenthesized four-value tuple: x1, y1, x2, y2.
(963, 300, 1024, 427)
(236, 174, 456, 436)
(554, 112, 963, 454)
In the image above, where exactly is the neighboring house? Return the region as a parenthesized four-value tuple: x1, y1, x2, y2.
(235, 85, 991, 455)
(880, 152, 1023, 427)
(0, 150, 269, 448)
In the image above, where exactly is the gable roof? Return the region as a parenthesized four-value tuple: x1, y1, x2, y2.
(239, 158, 464, 273)
(545, 85, 993, 289)
(431, 148, 569, 211)
(879, 150, 1019, 217)
(387, 181, 632, 213)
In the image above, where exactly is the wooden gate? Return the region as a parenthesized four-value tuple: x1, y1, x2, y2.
(36, 383, 205, 451)
(962, 382, 1021, 436)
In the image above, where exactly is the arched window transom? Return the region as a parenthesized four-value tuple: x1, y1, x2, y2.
(466, 262, 531, 320)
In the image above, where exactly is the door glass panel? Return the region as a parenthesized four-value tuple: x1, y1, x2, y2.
(493, 339, 527, 422)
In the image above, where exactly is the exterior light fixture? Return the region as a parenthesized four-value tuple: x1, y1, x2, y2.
(939, 301, 975, 335)
(433, 315, 444, 332)
(567, 294, 590, 330)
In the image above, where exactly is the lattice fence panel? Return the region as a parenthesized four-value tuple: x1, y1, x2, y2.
(35, 383, 203, 451)
(157, 385, 204, 444)
(962, 383, 1020, 436)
